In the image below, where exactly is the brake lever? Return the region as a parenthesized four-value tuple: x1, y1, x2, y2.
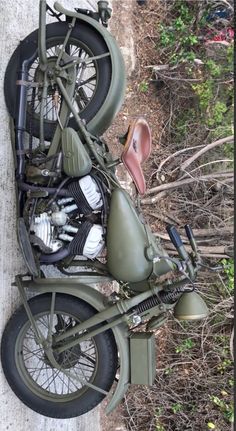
(198, 262, 224, 272)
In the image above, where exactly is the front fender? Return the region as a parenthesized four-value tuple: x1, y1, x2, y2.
(23, 277, 130, 414)
(54, 2, 126, 136)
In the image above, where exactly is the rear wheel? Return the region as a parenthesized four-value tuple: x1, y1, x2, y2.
(4, 21, 112, 140)
(1, 293, 117, 418)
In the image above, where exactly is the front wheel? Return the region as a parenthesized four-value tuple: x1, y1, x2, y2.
(1, 293, 118, 418)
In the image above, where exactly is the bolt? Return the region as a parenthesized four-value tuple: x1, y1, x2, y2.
(132, 315, 142, 325)
(47, 69, 53, 78)
(42, 169, 50, 177)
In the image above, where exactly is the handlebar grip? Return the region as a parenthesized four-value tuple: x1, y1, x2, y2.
(184, 224, 194, 241)
(166, 225, 183, 249)
(184, 224, 198, 253)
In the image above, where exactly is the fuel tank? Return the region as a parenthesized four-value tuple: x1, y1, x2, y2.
(107, 189, 153, 282)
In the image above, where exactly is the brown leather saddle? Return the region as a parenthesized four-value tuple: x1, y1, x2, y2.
(121, 118, 152, 195)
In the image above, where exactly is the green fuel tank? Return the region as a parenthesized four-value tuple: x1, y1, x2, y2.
(107, 189, 153, 282)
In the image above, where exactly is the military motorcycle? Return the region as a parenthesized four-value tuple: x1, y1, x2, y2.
(1, 0, 209, 419)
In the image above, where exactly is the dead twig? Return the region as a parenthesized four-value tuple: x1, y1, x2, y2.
(154, 226, 234, 241)
(179, 135, 234, 173)
(141, 190, 167, 205)
(164, 243, 228, 256)
(141, 171, 234, 204)
(179, 159, 234, 180)
(156, 144, 205, 178)
(147, 212, 181, 226)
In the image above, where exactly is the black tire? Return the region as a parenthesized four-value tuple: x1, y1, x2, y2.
(1, 293, 117, 418)
(4, 21, 112, 140)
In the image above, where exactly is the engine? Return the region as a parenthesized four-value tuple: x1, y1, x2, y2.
(30, 175, 105, 259)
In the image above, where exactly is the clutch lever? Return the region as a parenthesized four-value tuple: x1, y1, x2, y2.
(166, 225, 195, 280)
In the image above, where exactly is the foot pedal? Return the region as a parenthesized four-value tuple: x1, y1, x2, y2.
(17, 218, 39, 277)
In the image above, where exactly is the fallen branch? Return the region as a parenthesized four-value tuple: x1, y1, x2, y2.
(142, 171, 234, 204)
(179, 159, 233, 181)
(154, 226, 234, 240)
(154, 231, 188, 242)
(165, 243, 229, 259)
(156, 144, 205, 177)
(154, 70, 203, 83)
(179, 135, 234, 172)
(141, 190, 167, 204)
(148, 212, 181, 226)
(188, 226, 234, 237)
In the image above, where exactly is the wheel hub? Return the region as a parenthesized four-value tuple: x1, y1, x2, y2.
(44, 343, 82, 369)
(35, 57, 58, 85)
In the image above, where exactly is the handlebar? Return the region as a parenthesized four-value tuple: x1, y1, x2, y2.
(166, 225, 196, 280)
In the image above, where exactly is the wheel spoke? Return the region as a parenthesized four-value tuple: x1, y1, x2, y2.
(23, 346, 44, 361)
(43, 368, 61, 391)
(79, 352, 96, 366)
(26, 38, 99, 128)
(77, 74, 96, 88)
(19, 309, 99, 397)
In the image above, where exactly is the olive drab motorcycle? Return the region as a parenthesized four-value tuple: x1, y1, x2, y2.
(1, 0, 209, 419)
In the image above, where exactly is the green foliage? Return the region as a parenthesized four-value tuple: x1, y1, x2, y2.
(207, 422, 216, 429)
(210, 395, 234, 424)
(158, 2, 198, 64)
(175, 338, 195, 353)
(221, 259, 234, 292)
(164, 366, 173, 375)
(156, 423, 165, 431)
(139, 80, 149, 93)
(217, 359, 233, 375)
(155, 408, 165, 431)
(159, 25, 175, 47)
(191, 55, 232, 128)
(206, 60, 222, 78)
(174, 16, 186, 31)
(171, 403, 183, 413)
(208, 102, 228, 127)
(192, 81, 214, 110)
(223, 140, 234, 160)
(226, 44, 233, 65)
(157, 1, 233, 144)
(172, 108, 200, 143)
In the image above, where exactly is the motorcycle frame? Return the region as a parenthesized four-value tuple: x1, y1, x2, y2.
(10, 0, 193, 415)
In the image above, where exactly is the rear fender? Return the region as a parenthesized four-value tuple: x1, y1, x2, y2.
(23, 277, 130, 413)
(54, 2, 126, 135)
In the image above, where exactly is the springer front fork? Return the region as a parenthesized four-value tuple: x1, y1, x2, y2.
(14, 274, 174, 393)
